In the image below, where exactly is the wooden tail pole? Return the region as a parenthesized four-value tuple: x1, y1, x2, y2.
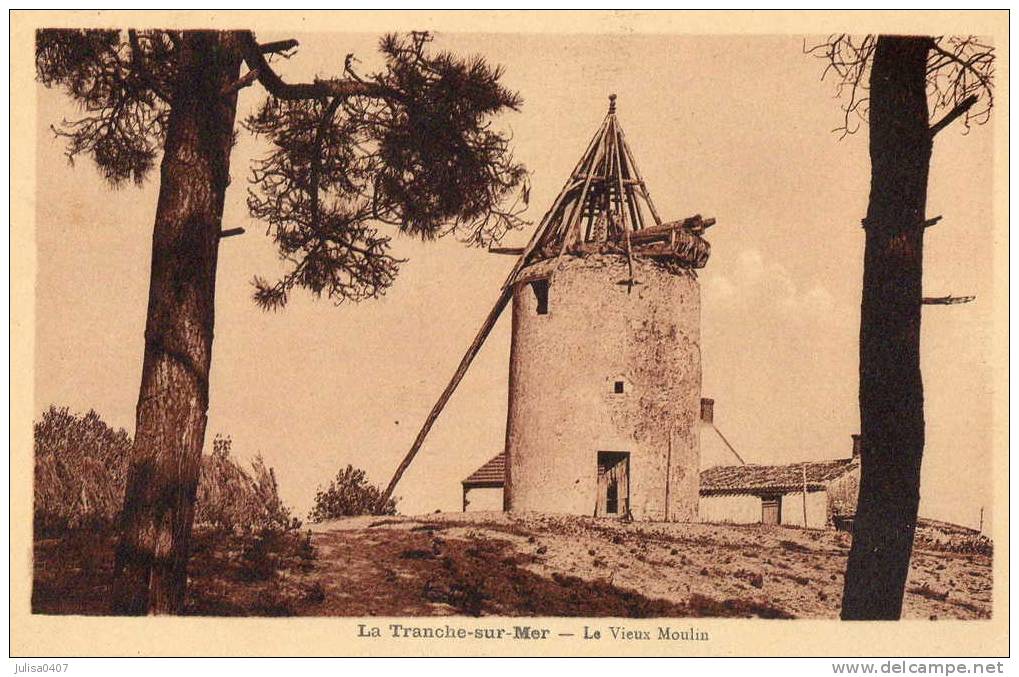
(381, 288, 513, 504)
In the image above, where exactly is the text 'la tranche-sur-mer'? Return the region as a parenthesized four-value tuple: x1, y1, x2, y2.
(359, 624, 710, 642)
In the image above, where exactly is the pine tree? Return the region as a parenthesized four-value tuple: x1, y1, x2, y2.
(36, 28, 526, 614)
(808, 34, 993, 619)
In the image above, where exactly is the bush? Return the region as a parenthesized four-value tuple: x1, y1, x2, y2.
(34, 406, 131, 532)
(33, 405, 298, 535)
(308, 465, 397, 521)
(194, 435, 300, 534)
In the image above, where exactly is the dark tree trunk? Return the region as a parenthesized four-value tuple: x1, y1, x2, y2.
(841, 36, 933, 620)
(112, 31, 243, 615)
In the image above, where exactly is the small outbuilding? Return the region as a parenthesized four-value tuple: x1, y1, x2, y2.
(462, 453, 507, 512)
(698, 435, 862, 529)
(698, 458, 859, 529)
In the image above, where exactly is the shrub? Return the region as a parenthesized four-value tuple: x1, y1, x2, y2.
(194, 435, 300, 534)
(238, 529, 285, 582)
(34, 406, 131, 532)
(308, 465, 397, 521)
(33, 405, 297, 535)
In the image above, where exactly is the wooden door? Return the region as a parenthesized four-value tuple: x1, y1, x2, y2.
(597, 452, 630, 517)
(761, 496, 781, 525)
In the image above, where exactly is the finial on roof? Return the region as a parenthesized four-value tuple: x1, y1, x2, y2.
(608, 93, 617, 114)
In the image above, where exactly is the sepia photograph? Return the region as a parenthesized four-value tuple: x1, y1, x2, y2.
(9, 9, 1008, 659)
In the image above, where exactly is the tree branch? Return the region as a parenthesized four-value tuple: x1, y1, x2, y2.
(309, 97, 343, 223)
(930, 41, 994, 94)
(930, 94, 978, 137)
(921, 295, 975, 305)
(238, 31, 399, 102)
(127, 29, 172, 104)
(259, 39, 299, 55)
(220, 68, 260, 97)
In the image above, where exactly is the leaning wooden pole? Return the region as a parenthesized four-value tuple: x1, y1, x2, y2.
(381, 288, 512, 504)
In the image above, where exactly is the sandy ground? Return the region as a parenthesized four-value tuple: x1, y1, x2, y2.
(295, 512, 992, 619)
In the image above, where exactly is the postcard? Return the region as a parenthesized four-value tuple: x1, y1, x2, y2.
(9, 9, 1009, 658)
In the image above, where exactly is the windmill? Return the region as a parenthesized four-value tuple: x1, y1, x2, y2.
(382, 96, 714, 519)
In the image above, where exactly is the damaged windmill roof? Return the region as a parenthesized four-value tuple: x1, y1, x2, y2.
(503, 95, 714, 286)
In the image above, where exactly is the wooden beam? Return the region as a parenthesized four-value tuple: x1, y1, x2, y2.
(611, 117, 630, 235)
(502, 120, 607, 291)
(550, 124, 609, 285)
(617, 124, 662, 226)
(688, 216, 717, 234)
(624, 229, 635, 292)
(380, 288, 512, 505)
(711, 425, 746, 465)
(220, 227, 246, 238)
(488, 247, 526, 255)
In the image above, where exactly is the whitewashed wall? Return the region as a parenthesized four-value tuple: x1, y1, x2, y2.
(463, 486, 504, 512)
(699, 494, 761, 524)
(780, 490, 829, 528)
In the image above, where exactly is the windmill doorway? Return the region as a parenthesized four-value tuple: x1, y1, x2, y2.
(596, 451, 630, 518)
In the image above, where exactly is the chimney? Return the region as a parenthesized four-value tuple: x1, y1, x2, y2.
(851, 434, 862, 459)
(700, 398, 714, 424)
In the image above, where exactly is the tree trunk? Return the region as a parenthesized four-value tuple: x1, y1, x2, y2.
(112, 31, 243, 615)
(841, 36, 932, 620)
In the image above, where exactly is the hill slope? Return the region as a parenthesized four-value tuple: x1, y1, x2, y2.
(291, 512, 991, 619)
(32, 512, 991, 618)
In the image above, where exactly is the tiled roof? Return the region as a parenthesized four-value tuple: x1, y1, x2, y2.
(461, 453, 859, 495)
(462, 453, 506, 487)
(699, 459, 858, 495)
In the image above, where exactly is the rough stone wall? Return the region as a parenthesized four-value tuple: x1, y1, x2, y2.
(504, 254, 701, 521)
(826, 466, 861, 524)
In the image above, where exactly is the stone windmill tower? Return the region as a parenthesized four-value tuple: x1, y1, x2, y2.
(383, 96, 714, 521)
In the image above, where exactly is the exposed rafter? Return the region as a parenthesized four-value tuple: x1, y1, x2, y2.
(529, 96, 663, 257)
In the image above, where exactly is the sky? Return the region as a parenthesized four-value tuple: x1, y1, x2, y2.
(33, 32, 996, 529)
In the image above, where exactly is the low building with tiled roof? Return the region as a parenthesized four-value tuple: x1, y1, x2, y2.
(461, 425, 863, 529)
(699, 458, 857, 495)
(699, 444, 860, 529)
(461, 453, 507, 512)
